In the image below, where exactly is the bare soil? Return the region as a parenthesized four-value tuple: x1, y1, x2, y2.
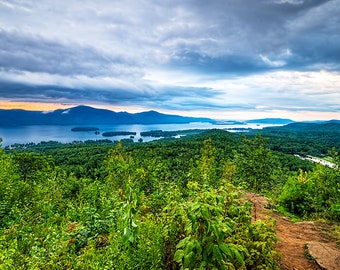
(245, 193, 340, 270)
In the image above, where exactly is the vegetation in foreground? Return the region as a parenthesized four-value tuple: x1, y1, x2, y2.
(0, 129, 339, 269)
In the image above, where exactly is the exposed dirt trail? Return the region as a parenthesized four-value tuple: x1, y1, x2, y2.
(245, 193, 340, 270)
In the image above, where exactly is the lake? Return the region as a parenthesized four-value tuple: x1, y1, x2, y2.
(0, 122, 279, 147)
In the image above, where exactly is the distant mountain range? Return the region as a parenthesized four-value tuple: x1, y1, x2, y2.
(1, 105, 337, 128)
(0, 105, 213, 126)
(246, 118, 294, 125)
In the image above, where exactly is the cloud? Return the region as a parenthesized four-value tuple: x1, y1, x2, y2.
(146, 68, 340, 111)
(0, 0, 339, 120)
(0, 30, 142, 78)
(2, 0, 336, 74)
(260, 55, 286, 68)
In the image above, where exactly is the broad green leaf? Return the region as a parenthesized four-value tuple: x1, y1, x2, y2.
(219, 243, 232, 258)
(184, 240, 195, 254)
(183, 251, 195, 268)
(212, 244, 223, 261)
(199, 261, 207, 269)
(206, 242, 215, 255)
(212, 224, 220, 240)
(174, 249, 184, 263)
(233, 249, 244, 264)
(201, 205, 210, 220)
(177, 237, 190, 249)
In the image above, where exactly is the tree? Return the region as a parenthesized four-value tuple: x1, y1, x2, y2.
(198, 138, 218, 186)
(106, 141, 134, 190)
(234, 134, 279, 191)
(329, 147, 340, 169)
(12, 152, 54, 182)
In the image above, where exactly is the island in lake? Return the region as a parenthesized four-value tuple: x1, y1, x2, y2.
(102, 131, 137, 137)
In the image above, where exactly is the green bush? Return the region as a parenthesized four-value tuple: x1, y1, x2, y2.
(167, 183, 278, 269)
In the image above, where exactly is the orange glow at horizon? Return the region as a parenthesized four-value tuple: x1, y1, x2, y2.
(0, 101, 147, 114)
(0, 101, 74, 111)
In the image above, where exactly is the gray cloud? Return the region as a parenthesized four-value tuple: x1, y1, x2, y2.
(0, 0, 339, 119)
(0, 30, 141, 77)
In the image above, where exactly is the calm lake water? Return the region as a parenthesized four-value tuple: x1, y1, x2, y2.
(0, 122, 277, 147)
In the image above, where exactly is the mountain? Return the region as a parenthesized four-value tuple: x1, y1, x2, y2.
(246, 118, 294, 125)
(289, 121, 339, 131)
(270, 120, 340, 132)
(0, 105, 213, 126)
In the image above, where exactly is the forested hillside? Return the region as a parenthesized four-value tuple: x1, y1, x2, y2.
(257, 121, 340, 156)
(1, 129, 339, 269)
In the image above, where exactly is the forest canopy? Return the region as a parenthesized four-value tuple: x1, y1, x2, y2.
(0, 129, 339, 268)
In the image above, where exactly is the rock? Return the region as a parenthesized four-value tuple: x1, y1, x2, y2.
(307, 241, 340, 270)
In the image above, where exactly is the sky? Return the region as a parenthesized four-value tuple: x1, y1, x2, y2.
(0, 0, 340, 121)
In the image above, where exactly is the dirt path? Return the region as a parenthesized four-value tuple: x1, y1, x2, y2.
(245, 193, 339, 270)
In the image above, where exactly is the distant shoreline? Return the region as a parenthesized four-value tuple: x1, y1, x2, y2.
(102, 131, 136, 137)
(71, 127, 99, 132)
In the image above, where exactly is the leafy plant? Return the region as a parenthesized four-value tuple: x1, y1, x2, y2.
(170, 184, 278, 269)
